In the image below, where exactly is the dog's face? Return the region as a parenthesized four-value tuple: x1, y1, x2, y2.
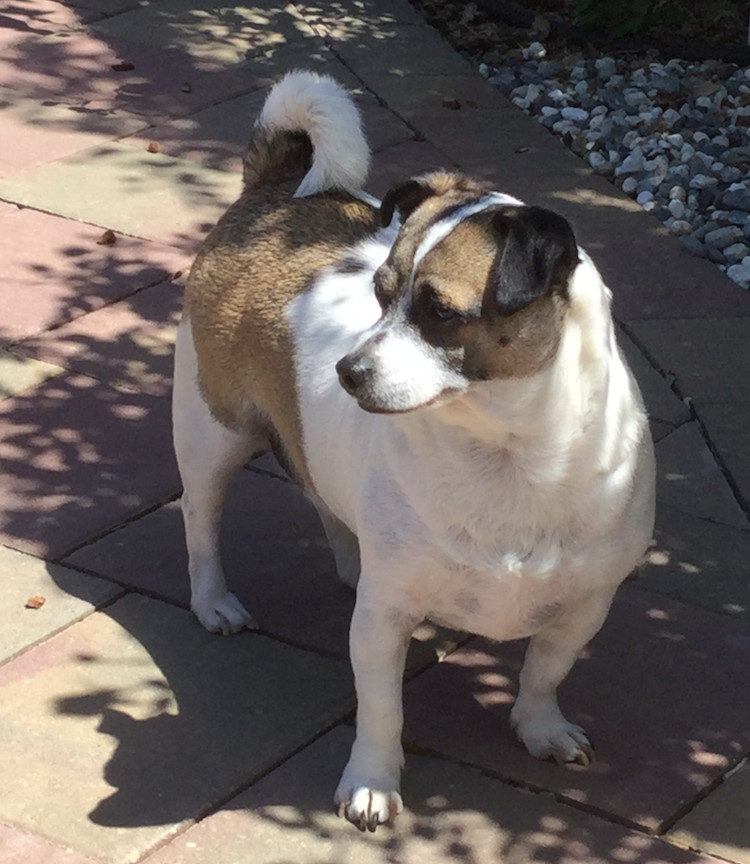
(336, 173, 580, 414)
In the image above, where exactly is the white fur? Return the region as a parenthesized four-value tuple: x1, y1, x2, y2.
(412, 192, 522, 271)
(257, 70, 370, 197)
(287, 237, 654, 827)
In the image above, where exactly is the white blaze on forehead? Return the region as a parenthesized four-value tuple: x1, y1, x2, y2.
(411, 192, 524, 274)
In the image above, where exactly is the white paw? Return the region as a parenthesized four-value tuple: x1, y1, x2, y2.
(335, 781, 403, 832)
(514, 715, 594, 766)
(191, 592, 257, 635)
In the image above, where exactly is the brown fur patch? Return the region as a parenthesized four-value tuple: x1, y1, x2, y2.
(186, 180, 378, 486)
(414, 218, 566, 380)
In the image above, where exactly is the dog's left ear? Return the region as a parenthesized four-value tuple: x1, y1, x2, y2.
(380, 178, 436, 227)
(491, 206, 579, 314)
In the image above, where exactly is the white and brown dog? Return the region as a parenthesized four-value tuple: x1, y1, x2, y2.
(172, 71, 655, 831)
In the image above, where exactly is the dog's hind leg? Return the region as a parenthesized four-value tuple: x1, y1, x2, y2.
(316, 504, 361, 589)
(510, 590, 615, 766)
(172, 318, 260, 634)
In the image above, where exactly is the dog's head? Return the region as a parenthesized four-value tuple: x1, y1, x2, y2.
(335, 172, 580, 414)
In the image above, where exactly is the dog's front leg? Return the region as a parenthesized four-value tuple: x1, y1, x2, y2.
(511, 589, 615, 765)
(336, 589, 419, 831)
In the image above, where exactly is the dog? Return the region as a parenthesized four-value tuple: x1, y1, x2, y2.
(172, 70, 655, 832)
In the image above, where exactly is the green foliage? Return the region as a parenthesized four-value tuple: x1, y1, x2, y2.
(570, 0, 677, 39)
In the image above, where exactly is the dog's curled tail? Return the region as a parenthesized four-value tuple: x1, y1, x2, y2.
(243, 70, 370, 197)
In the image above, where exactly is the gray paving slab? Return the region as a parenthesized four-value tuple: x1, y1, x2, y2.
(0, 202, 189, 343)
(697, 401, 750, 513)
(654, 422, 748, 530)
(617, 328, 691, 436)
(17, 279, 183, 397)
(128, 84, 413, 175)
(0, 28, 295, 120)
(369, 138, 460, 197)
(91, 0, 316, 65)
(0, 592, 354, 864)
(327, 23, 474, 77)
(0, 821, 104, 864)
(298, 0, 426, 28)
(0, 87, 148, 180)
(0, 545, 122, 664)
(639, 504, 750, 620)
(628, 319, 750, 405)
(0, 143, 241, 250)
(403, 585, 750, 833)
(143, 725, 724, 864)
(670, 761, 750, 864)
(64, 468, 463, 664)
(0, 371, 179, 557)
(0, 348, 64, 399)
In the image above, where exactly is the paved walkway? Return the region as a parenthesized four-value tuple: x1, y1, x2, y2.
(1, 1, 749, 862)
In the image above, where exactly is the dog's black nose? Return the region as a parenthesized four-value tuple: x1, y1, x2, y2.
(336, 353, 374, 396)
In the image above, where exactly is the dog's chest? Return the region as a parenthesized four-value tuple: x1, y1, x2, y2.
(421, 556, 576, 641)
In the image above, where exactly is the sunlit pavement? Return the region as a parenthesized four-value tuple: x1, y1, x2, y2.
(1, 2, 749, 862)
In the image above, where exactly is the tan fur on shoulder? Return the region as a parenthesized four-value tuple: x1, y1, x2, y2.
(185, 182, 378, 485)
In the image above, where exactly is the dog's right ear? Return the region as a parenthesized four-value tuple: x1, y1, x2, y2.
(380, 172, 492, 227)
(380, 178, 436, 227)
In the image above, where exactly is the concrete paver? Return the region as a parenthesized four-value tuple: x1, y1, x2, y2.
(0, 821, 103, 864)
(0, 544, 122, 663)
(697, 401, 750, 511)
(1, 0, 749, 861)
(0, 143, 242, 250)
(0, 372, 178, 556)
(0, 347, 64, 399)
(641, 504, 750, 620)
(654, 422, 747, 530)
(629, 319, 750, 406)
(143, 726, 725, 864)
(670, 761, 750, 864)
(0, 593, 354, 863)
(403, 586, 750, 832)
(64, 467, 463, 666)
(17, 278, 183, 396)
(0, 203, 188, 343)
(0, 87, 147, 179)
(91, 0, 317, 65)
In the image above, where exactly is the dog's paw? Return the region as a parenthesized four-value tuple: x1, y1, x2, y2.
(513, 715, 594, 766)
(191, 592, 257, 635)
(335, 782, 403, 832)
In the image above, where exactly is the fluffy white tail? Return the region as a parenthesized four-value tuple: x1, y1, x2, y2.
(256, 70, 370, 197)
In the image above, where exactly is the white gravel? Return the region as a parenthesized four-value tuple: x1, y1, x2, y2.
(480, 52, 750, 289)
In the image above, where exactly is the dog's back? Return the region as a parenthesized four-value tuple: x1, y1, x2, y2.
(184, 73, 379, 478)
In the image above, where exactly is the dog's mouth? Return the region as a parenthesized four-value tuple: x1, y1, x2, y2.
(349, 385, 466, 415)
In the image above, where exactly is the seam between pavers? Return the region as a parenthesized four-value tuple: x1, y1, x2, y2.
(657, 754, 750, 840)
(7, 269, 186, 353)
(395, 739, 677, 837)
(53, 490, 183, 563)
(0, 552, 127, 670)
(620, 322, 750, 524)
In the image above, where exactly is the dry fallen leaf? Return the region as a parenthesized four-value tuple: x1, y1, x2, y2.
(147, 141, 160, 153)
(97, 229, 117, 246)
(25, 595, 46, 609)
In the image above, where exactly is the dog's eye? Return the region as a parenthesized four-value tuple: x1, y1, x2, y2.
(428, 300, 462, 324)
